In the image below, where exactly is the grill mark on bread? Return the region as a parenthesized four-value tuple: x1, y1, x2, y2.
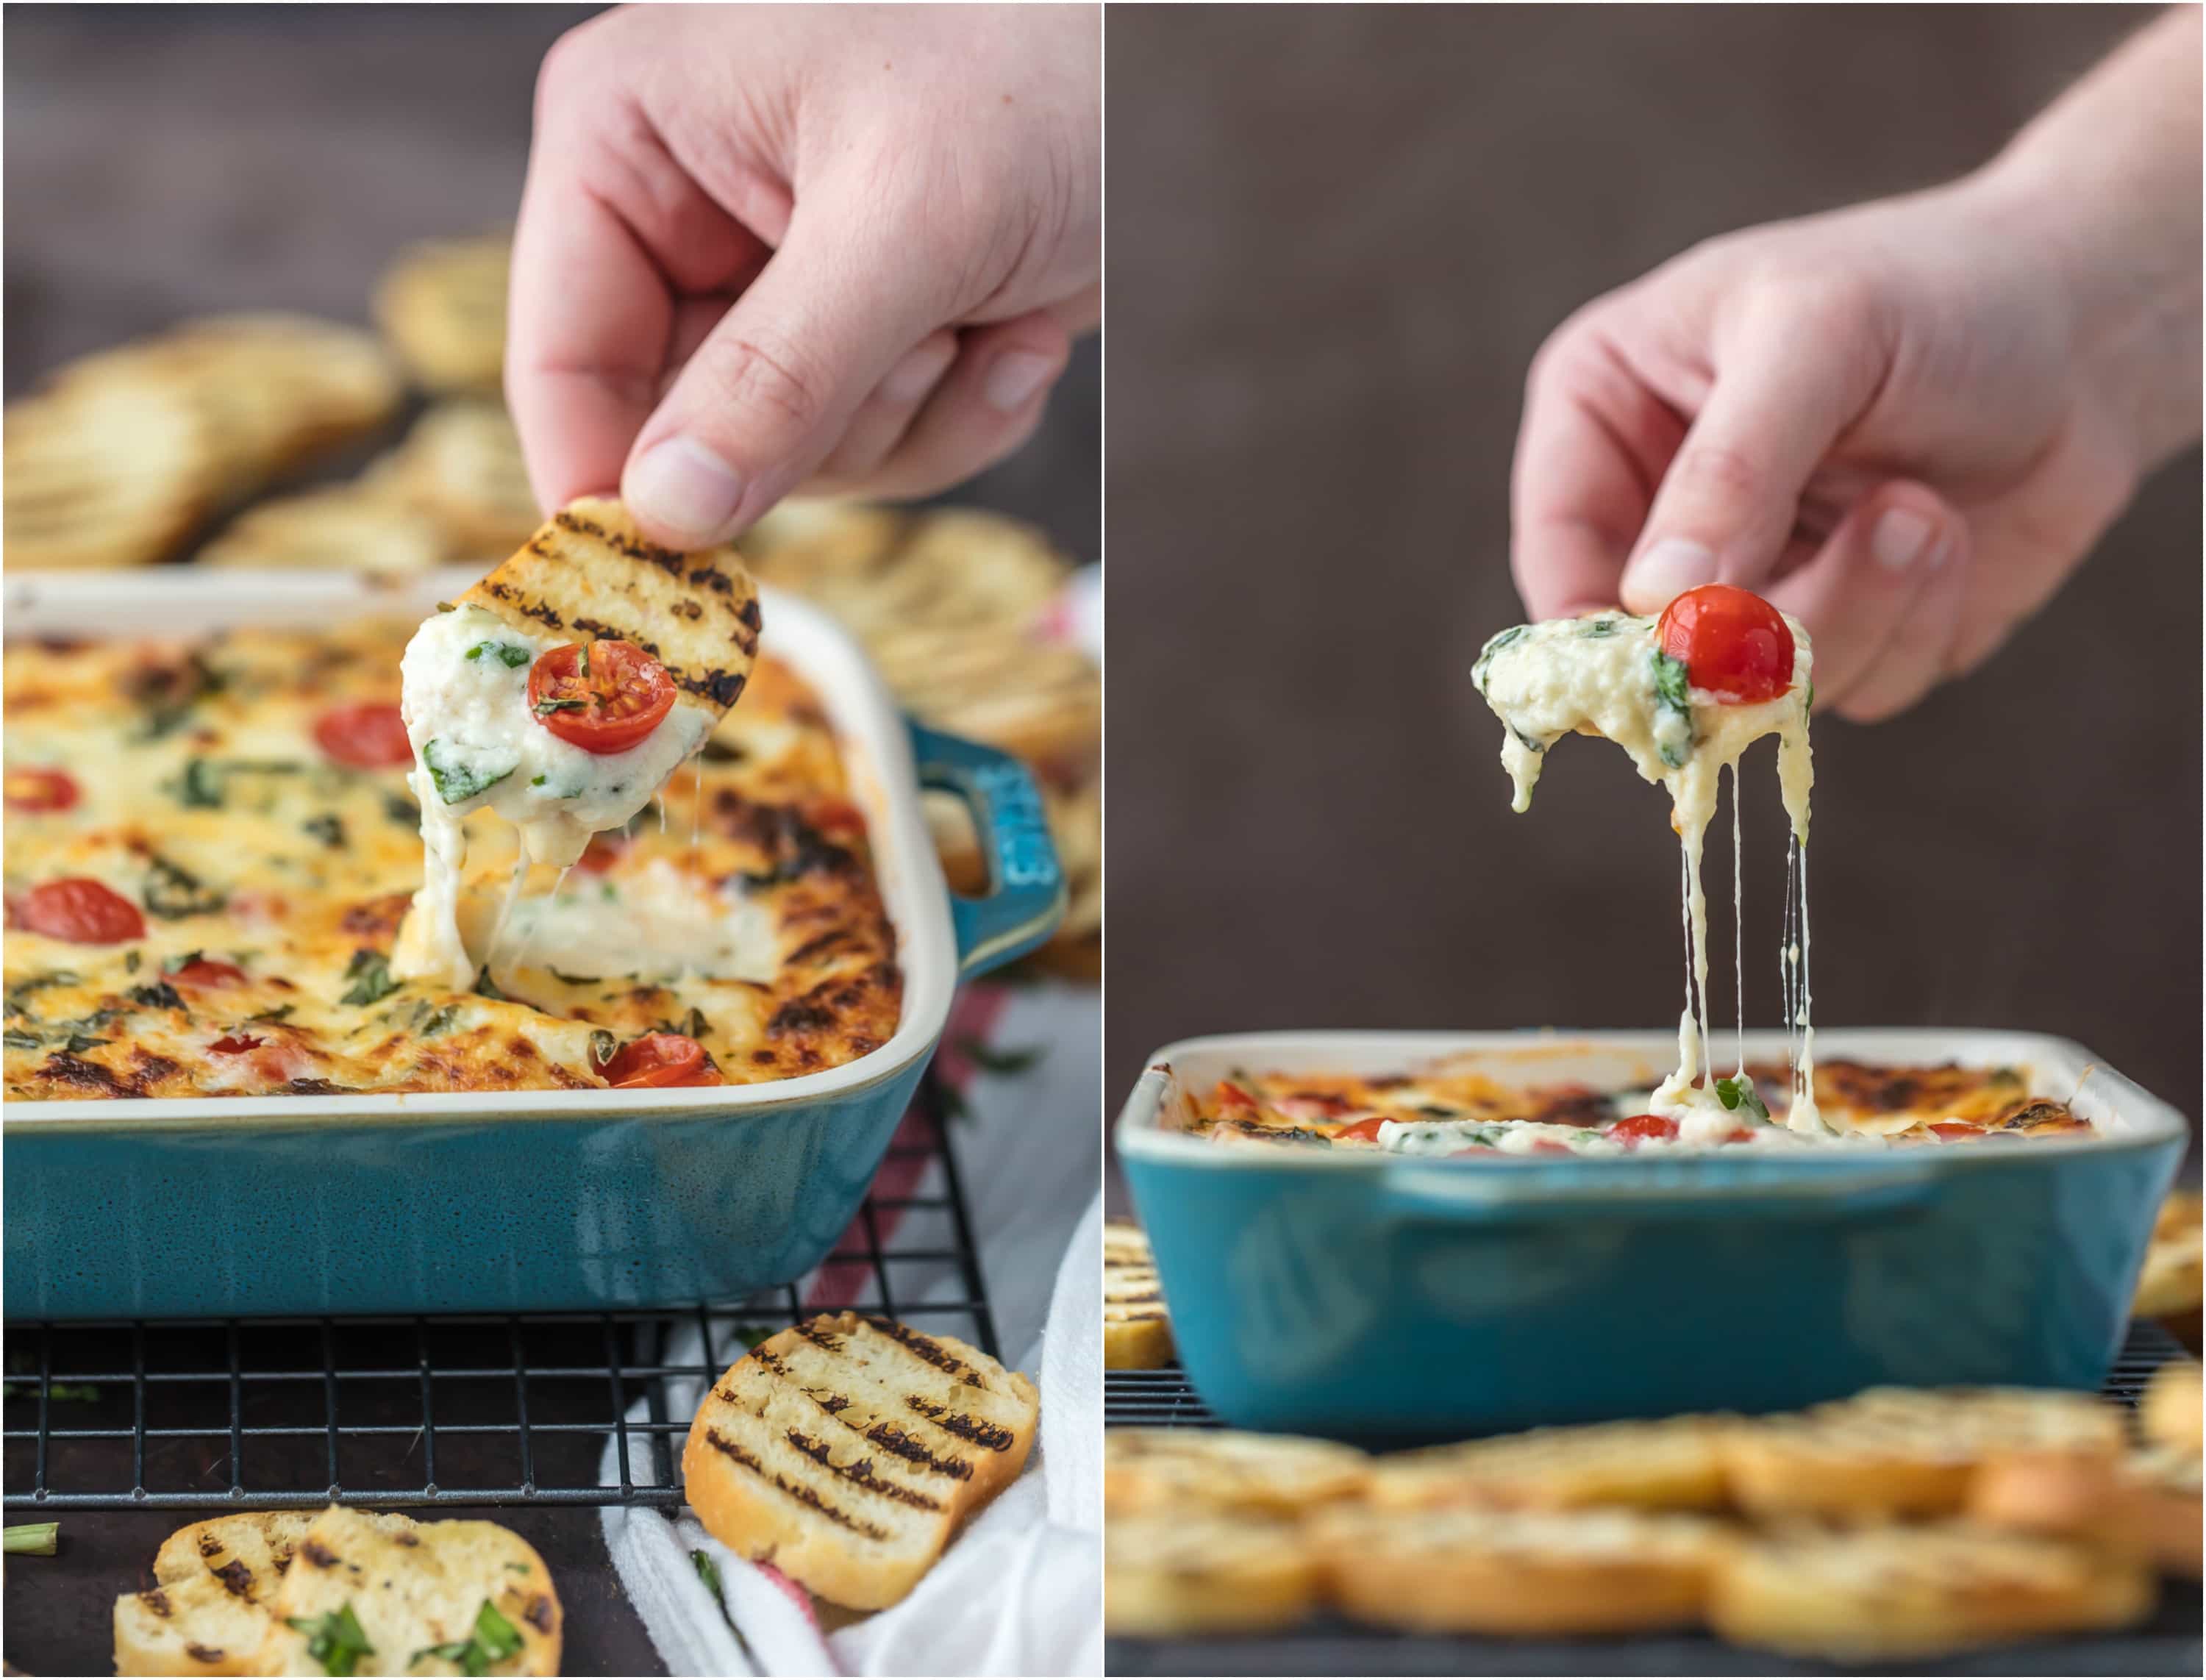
(703, 1428, 890, 1540)
(748, 1348, 976, 1480)
(868, 1317, 979, 1384)
(186, 1643, 225, 1663)
(904, 1396, 1017, 1452)
(142, 1589, 172, 1618)
(524, 1593, 554, 1632)
(209, 1557, 256, 1596)
(783, 1429, 944, 1512)
(299, 1540, 339, 1569)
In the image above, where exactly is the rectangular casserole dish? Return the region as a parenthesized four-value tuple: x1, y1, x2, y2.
(1116, 1029, 2186, 1443)
(4, 568, 1065, 1319)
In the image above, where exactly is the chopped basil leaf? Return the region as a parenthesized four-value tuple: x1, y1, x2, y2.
(301, 813, 346, 848)
(422, 740, 515, 805)
(384, 790, 421, 828)
(144, 856, 226, 919)
(1713, 1074, 1771, 1123)
(1805, 678, 1816, 712)
(338, 949, 399, 1008)
(465, 641, 533, 669)
(551, 967, 602, 986)
(124, 950, 142, 973)
(589, 1029, 617, 1067)
(64, 1033, 108, 1054)
(128, 981, 185, 1012)
(474, 1598, 524, 1662)
(286, 1603, 374, 1676)
(176, 757, 226, 809)
(411, 1000, 461, 1037)
(474, 968, 509, 1002)
(135, 652, 225, 740)
(1651, 649, 1693, 768)
(3, 1029, 43, 1051)
(530, 774, 546, 786)
(1577, 617, 1621, 637)
(532, 696, 588, 717)
(655, 1007, 709, 1041)
(246, 1004, 296, 1024)
(435, 601, 457, 612)
(1471, 623, 1529, 693)
(692, 1546, 729, 1606)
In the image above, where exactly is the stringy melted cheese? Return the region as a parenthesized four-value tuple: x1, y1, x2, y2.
(1475, 610, 1820, 1139)
(393, 604, 710, 990)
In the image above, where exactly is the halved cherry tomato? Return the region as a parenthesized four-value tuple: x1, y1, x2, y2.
(1214, 1081, 1258, 1112)
(1657, 584, 1794, 704)
(602, 1032, 724, 1088)
(1334, 1115, 1389, 1143)
(13, 879, 144, 944)
(1608, 1112, 1680, 1146)
(313, 701, 413, 768)
(1930, 1122, 1980, 1143)
(528, 640, 676, 754)
(170, 959, 249, 989)
(5, 768, 79, 812)
(207, 1034, 265, 1055)
(574, 832, 629, 874)
(1529, 1140, 1574, 1156)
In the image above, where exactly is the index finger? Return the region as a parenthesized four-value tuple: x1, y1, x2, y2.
(1510, 332, 1680, 621)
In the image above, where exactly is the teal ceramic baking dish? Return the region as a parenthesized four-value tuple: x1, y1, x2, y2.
(1117, 1029, 2188, 1444)
(3, 573, 1065, 1319)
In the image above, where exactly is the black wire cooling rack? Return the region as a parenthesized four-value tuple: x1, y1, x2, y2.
(1105, 1320, 2204, 1679)
(4, 1069, 995, 1513)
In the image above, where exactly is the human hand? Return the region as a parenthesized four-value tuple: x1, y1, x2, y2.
(508, 3, 1099, 550)
(1510, 15, 2197, 722)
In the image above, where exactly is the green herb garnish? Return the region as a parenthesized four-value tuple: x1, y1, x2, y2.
(422, 740, 515, 806)
(143, 856, 226, 919)
(286, 1603, 374, 1676)
(246, 1004, 296, 1024)
(302, 813, 346, 848)
(338, 949, 399, 1008)
(1713, 1074, 1771, 1123)
(3, 1029, 43, 1051)
(588, 1029, 617, 1068)
(1471, 623, 1529, 694)
(1577, 617, 1621, 637)
(550, 967, 601, 987)
(385, 792, 421, 828)
(1651, 649, 1693, 768)
(532, 697, 587, 717)
(464, 641, 533, 669)
(176, 757, 226, 809)
(413, 1599, 522, 1676)
(474, 968, 509, 1002)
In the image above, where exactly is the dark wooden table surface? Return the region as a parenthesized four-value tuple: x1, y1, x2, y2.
(3, 8, 1097, 1675)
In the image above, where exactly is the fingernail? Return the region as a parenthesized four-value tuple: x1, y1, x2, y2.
(884, 342, 952, 404)
(1621, 538, 1716, 609)
(627, 437, 744, 546)
(983, 350, 1054, 413)
(1870, 505, 1936, 572)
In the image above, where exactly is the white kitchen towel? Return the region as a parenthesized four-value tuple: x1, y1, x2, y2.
(600, 980, 1101, 1676)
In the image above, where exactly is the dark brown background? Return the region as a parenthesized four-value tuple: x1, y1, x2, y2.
(1104, 4, 2202, 1151)
(3, 7, 1096, 1676)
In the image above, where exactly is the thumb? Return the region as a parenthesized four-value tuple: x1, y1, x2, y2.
(1618, 307, 1877, 615)
(621, 204, 948, 548)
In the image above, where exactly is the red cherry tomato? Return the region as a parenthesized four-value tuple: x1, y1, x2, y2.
(13, 879, 145, 944)
(170, 959, 249, 989)
(602, 1032, 723, 1088)
(574, 833, 629, 875)
(5, 768, 80, 812)
(1930, 1122, 1980, 1143)
(207, 1034, 265, 1055)
(1656, 585, 1795, 704)
(313, 702, 413, 768)
(1608, 1113, 1681, 1147)
(1214, 1081, 1257, 1112)
(1334, 1115, 1389, 1143)
(1528, 1140, 1574, 1156)
(528, 641, 676, 755)
(804, 797, 868, 838)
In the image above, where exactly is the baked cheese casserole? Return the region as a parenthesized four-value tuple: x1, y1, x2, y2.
(3, 621, 900, 1098)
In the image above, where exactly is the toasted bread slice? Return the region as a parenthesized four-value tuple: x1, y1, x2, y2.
(2122, 1443, 2204, 1576)
(199, 486, 444, 573)
(2135, 1191, 2202, 1319)
(1723, 1387, 2125, 1520)
(1707, 1522, 2155, 1662)
(2141, 1359, 2202, 1454)
(374, 401, 540, 559)
(682, 1312, 1039, 1609)
(1103, 1221, 1174, 1370)
(1316, 1503, 1733, 1636)
(1104, 1427, 1368, 1517)
(4, 373, 218, 568)
(459, 496, 760, 721)
(1971, 1440, 2202, 1577)
(374, 235, 510, 393)
(248, 1506, 559, 1676)
(1104, 1509, 1320, 1637)
(1370, 1413, 1730, 1512)
(113, 1511, 444, 1677)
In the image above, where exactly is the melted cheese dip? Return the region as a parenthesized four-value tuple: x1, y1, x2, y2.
(1475, 610, 1819, 1140)
(394, 604, 710, 990)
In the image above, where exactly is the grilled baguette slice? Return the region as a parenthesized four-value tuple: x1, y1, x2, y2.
(113, 1511, 440, 1677)
(374, 401, 541, 559)
(1370, 1413, 1730, 1512)
(1971, 1443, 2203, 1576)
(199, 485, 444, 573)
(1104, 1427, 1368, 1517)
(2134, 1190, 2202, 1318)
(682, 1312, 1039, 1609)
(1104, 1509, 1320, 1637)
(1316, 1504, 1733, 1636)
(459, 496, 760, 727)
(1707, 1522, 2155, 1662)
(374, 235, 511, 393)
(2141, 1359, 2202, 1454)
(247, 1506, 559, 1676)
(1723, 1387, 2125, 1520)
(1103, 1221, 1174, 1370)
(4, 373, 218, 569)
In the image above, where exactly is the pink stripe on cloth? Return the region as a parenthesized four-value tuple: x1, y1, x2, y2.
(802, 985, 1008, 1313)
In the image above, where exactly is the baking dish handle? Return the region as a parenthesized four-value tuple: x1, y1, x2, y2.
(909, 721, 1068, 979)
